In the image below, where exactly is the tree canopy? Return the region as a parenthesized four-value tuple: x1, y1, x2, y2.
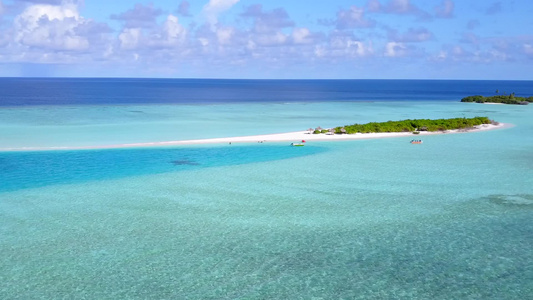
(461, 95, 532, 105)
(323, 117, 492, 134)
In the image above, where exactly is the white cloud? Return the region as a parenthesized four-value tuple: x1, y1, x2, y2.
(241, 5, 294, 33)
(216, 26, 234, 45)
(489, 49, 507, 60)
(112, 10, 189, 54)
(13, 2, 91, 51)
(8, 0, 110, 55)
(390, 27, 433, 43)
(385, 42, 407, 57)
(314, 45, 326, 57)
(320, 33, 373, 58)
(431, 40, 528, 64)
(246, 40, 256, 50)
(436, 50, 447, 60)
(198, 37, 209, 47)
(254, 31, 287, 46)
(15, 2, 78, 30)
(369, 0, 414, 14)
(335, 6, 374, 29)
(118, 28, 141, 50)
(238, 5, 295, 48)
(164, 14, 186, 43)
(203, 0, 240, 26)
(346, 40, 371, 56)
(0, 0, 526, 78)
(367, 0, 431, 20)
(292, 27, 311, 44)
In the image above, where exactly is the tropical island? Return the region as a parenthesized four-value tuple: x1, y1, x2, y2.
(4, 117, 505, 151)
(314, 117, 495, 134)
(461, 94, 532, 105)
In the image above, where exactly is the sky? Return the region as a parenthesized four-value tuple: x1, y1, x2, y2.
(0, 0, 532, 79)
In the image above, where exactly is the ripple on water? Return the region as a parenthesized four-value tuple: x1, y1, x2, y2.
(486, 194, 533, 207)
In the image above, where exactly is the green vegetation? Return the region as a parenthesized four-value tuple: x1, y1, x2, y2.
(461, 94, 532, 105)
(315, 117, 493, 134)
(312, 129, 329, 134)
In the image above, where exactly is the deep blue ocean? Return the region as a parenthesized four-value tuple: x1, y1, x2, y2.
(1, 78, 532, 299)
(1, 78, 532, 106)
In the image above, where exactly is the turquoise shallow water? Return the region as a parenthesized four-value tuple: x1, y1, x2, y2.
(0, 100, 514, 149)
(1, 101, 532, 299)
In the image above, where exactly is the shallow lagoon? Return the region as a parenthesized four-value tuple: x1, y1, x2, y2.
(1, 99, 532, 299)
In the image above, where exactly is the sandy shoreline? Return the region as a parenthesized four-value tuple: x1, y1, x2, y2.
(1, 122, 511, 152)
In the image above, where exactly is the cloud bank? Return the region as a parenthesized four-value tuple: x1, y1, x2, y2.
(0, 0, 531, 79)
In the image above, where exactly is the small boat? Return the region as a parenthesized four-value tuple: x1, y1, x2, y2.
(410, 140, 423, 144)
(291, 142, 305, 147)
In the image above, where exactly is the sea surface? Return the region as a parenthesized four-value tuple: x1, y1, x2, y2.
(0, 79, 532, 299)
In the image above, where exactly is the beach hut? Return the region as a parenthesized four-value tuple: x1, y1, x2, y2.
(307, 128, 314, 133)
(327, 128, 335, 135)
(315, 126, 323, 132)
(340, 127, 347, 134)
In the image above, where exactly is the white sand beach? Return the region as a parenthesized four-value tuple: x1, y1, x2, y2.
(4, 122, 510, 151)
(157, 122, 510, 145)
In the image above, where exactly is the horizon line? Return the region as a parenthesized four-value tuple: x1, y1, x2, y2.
(0, 77, 531, 82)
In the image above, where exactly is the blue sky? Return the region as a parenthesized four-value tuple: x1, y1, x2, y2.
(0, 0, 532, 79)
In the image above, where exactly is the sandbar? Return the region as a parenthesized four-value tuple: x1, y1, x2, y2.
(1, 122, 511, 151)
